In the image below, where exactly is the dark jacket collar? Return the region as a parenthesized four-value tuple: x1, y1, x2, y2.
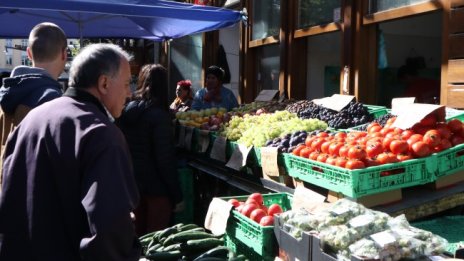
(64, 87, 107, 116)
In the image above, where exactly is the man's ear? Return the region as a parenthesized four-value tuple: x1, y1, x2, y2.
(97, 75, 109, 95)
(62, 48, 67, 61)
(26, 47, 33, 61)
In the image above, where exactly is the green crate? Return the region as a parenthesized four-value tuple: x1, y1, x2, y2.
(433, 143, 464, 178)
(446, 108, 464, 121)
(225, 234, 274, 261)
(220, 193, 292, 259)
(412, 216, 464, 255)
(173, 168, 194, 224)
(253, 146, 285, 167)
(283, 153, 435, 198)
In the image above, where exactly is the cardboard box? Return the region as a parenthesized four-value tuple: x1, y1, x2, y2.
(311, 234, 378, 261)
(430, 170, 464, 190)
(327, 189, 402, 208)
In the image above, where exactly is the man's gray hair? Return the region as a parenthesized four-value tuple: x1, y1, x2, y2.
(69, 43, 132, 89)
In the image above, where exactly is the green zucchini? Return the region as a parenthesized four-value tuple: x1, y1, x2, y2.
(193, 258, 227, 261)
(157, 226, 180, 240)
(184, 238, 224, 252)
(178, 223, 198, 232)
(162, 243, 182, 252)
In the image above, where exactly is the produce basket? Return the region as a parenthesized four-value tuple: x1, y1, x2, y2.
(274, 214, 312, 261)
(433, 143, 464, 178)
(220, 193, 292, 260)
(412, 216, 464, 256)
(283, 153, 435, 198)
(365, 104, 389, 120)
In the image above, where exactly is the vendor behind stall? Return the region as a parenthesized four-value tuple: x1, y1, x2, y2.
(191, 65, 238, 111)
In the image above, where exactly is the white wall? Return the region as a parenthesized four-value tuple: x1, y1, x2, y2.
(219, 23, 240, 103)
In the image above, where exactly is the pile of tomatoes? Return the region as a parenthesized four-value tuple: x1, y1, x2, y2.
(227, 193, 283, 226)
(291, 115, 464, 169)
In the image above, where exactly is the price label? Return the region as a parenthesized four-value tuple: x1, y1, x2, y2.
(261, 147, 280, 177)
(210, 136, 227, 162)
(204, 198, 233, 236)
(255, 90, 279, 102)
(226, 144, 252, 170)
(370, 231, 396, 248)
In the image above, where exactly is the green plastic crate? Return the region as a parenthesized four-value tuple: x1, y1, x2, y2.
(365, 104, 389, 119)
(412, 216, 464, 255)
(283, 153, 435, 198)
(220, 193, 292, 259)
(433, 143, 464, 178)
(225, 234, 274, 261)
(173, 168, 194, 224)
(446, 108, 464, 121)
(253, 146, 285, 167)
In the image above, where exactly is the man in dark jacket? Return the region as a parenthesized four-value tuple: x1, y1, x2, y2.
(0, 22, 67, 189)
(0, 43, 141, 261)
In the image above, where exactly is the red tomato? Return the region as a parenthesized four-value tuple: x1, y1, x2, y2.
(245, 198, 259, 205)
(305, 136, 316, 147)
(250, 209, 267, 223)
(316, 132, 329, 138)
(236, 202, 245, 213)
(248, 193, 264, 206)
(310, 138, 325, 151)
(259, 215, 274, 226)
(397, 153, 414, 161)
(335, 157, 348, 168)
(423, 130, 441, 147)
(389, 140, 409, 155)
(437, 138, 452, 151)
(411, 141, 431, 158)
(334, 132, 347, 141)
(299, 147, 312, 158)
(364, 157, 380, 167)
(240, 203, 259, 217)
(366, 142, 383, 158)
(380, 127, 394, 137)
(347, 146, 367, 160)
(450, 134, 464, 146)
(436, 123, 452, 139)
(338, 145, 350, 157)
(420, 114, 437, 127)
(382, 137, 396, 152)
(366, 122, 381, 133)
(345, 159, 365, 169)
(447, 119, 463, 133)
(267, 203, 283, 216)
(316, 153, 330, 163)
(407, 134, 424, 149)
(368, 125, 382, 134)
(400, 130, 415, 141)
(292, 145, 306, 156)
(376, 152, 393, 165)
(228, 199, 240, 208)
(309, 151, 320, 161)
(325, 156, 338, 165)
(320, 141, 332, 154)
(329, 142, 344, 156)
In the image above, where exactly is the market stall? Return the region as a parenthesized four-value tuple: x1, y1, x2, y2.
(169, 95, 464, 260)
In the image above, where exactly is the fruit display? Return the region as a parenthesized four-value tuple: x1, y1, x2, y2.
(285, 100, 313, 115)
(221, 110, 328, 147)
(264, 130, 308, 153)
(289, 116, 464, 169)
(353, 113, 396, 131)
(298, 101, 374, 129)
(139, 223, 242, 260)
(227, 193, 283, 226)
(277, 199, 448, 260)
(176, 108, 231, 130)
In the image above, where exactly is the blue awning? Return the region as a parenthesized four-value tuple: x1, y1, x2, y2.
(0, 0, 243, 41)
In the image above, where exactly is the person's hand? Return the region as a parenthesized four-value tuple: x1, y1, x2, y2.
(173, 201, 185, 213)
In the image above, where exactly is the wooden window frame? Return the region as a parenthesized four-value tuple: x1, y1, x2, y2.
(363, 0, 444, 25)
(294, 22, 342, 38)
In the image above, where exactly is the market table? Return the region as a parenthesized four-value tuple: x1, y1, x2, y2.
(186, 153, 464, 221)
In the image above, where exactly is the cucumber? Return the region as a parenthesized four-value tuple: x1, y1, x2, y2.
(145, 250, 182, 261)
(178, 223, 198, 232)
(194, 258, 227, 261)
(147, 243, 163, 255)
(157, 226, 180, 240)
(184, 238, 224, 252)
(139, 230, 159, 241)
(192, 246, 232, 260)
(162, 243, 182, 252)
(163, 230, 212, 246)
